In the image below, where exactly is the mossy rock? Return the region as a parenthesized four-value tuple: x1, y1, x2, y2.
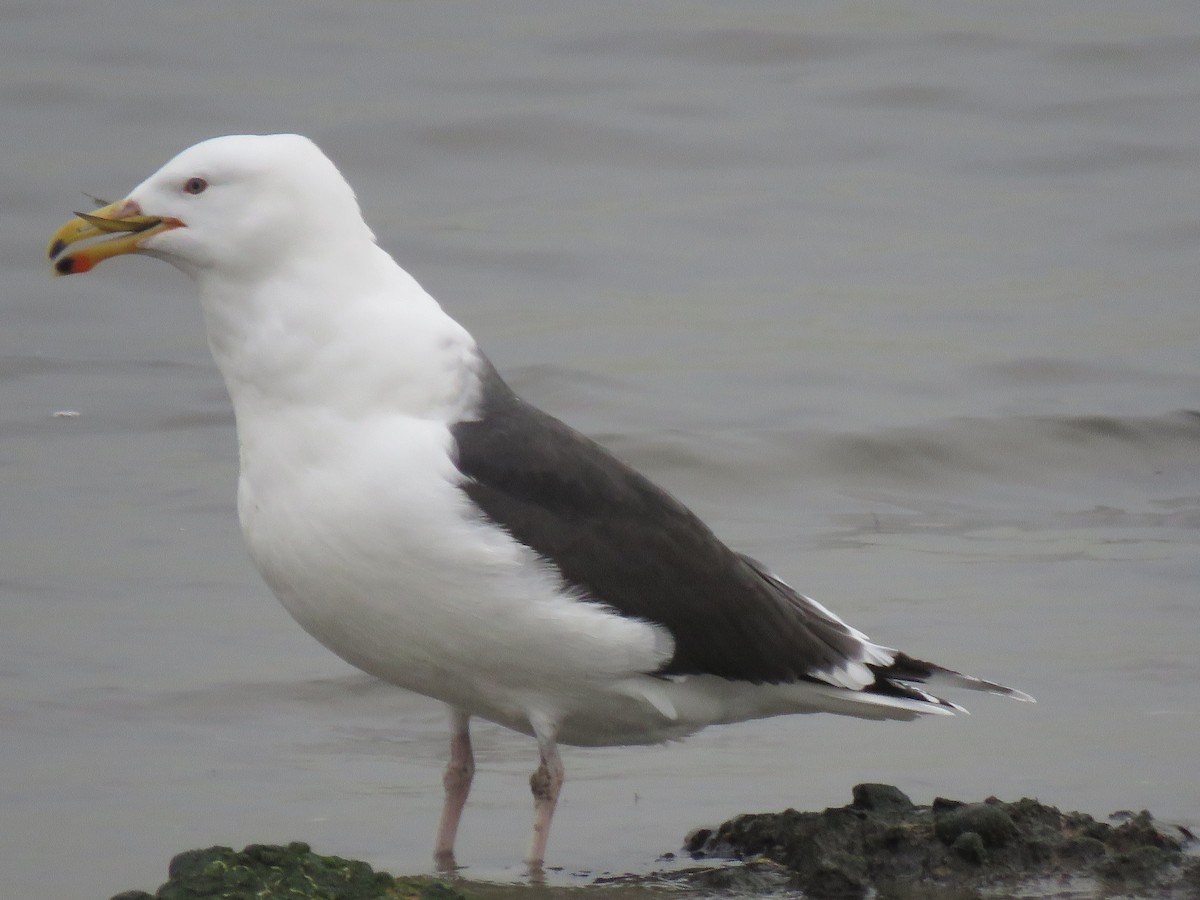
(111, 842, 469, 900)
(685, 784, 1199, 898)
(933, 801, 1018, 849)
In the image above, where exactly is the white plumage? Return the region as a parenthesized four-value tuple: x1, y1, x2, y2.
(48, 133, 1032, 869)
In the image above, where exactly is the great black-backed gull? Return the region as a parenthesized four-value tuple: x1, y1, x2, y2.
(48, 133, 1032, 869)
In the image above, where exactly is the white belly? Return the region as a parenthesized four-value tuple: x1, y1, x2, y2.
(234, 413, 671, 738)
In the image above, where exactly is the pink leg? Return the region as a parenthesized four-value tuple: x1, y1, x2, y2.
(527, 714, 564, 869)
(434, 708, 474, 869)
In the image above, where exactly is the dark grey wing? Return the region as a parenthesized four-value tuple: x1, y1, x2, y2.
(450, 356, 875, 686)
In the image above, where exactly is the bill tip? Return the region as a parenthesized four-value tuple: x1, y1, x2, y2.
(54, 255, 82, 275)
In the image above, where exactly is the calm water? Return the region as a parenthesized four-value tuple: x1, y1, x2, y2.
(3, 2, 1199, 897)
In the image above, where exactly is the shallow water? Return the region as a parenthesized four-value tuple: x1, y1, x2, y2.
(3, 2, 1199, 898)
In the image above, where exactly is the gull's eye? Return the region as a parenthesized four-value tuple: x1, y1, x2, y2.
(183, 177, 208, 195)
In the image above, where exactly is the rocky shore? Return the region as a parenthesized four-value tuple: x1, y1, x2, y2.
(110, 785, 1199, 900)
(676, 783, 1199, 898)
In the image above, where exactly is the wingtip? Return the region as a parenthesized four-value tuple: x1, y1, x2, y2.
(972, 679, 1036, 704)
(969, 680, 1035, 703)
(884, 653, 1033, 704)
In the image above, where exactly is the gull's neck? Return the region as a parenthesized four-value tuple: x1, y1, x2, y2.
(193, 243, 481, 432)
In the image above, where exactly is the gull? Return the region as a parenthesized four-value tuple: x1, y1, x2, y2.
(48, 133, 1032, 869)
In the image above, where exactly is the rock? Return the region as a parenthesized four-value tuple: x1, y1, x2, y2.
(949, 830, 985, 864)
(111, 842, 469, 900)
(107, 794, 1200, 900)
(684, 784, 1199, 897)
(850, 782, 914, 814)
(682, 826, 712, 855)
(933, 801, 1018, 849)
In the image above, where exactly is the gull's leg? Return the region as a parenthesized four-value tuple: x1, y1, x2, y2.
(434, 707, 474, 869)
(526, 712, 564, 869)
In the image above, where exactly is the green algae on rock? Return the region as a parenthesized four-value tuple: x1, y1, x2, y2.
(110, 842, 470, 900)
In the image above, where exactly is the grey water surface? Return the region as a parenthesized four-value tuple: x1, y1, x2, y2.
(3, 2, 1198, 898)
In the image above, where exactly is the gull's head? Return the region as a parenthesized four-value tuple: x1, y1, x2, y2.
(48, 133, 373, 282)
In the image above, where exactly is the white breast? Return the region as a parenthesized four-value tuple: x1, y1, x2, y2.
(199, 252, 671, 736)
(235, 405, 670, 730)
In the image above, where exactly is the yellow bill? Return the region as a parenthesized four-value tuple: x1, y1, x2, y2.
(48, 198, 179, 275)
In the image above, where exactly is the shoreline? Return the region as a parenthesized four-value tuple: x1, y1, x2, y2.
(110, 784, 1199, 900)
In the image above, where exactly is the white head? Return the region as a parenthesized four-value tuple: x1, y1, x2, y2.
(49, 133, 376, 283)
(48, 134, 477, 425)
